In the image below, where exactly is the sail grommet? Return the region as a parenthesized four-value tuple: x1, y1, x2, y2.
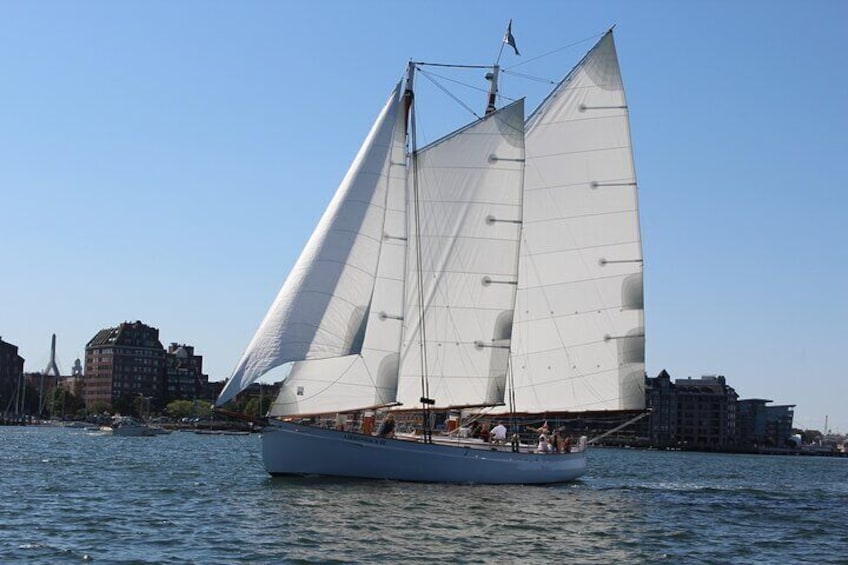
(599, 258, 607, 266)
(486, 215, 496, 224)
(482, 276, 492, 286)
(590, 181, 599, 189)
(488, 154, 499, 163)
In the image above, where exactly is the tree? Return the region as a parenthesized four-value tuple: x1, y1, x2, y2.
(165, 400, 194, 420)
(165, 399, 213, 420)
(797, 429, 823, 444)
(87, 400, 111, 416)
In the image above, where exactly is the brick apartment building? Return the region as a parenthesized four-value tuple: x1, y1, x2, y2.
(165, 343, 208, 402)
(84, 321, 167, 412)
(84, 321, 209, 412)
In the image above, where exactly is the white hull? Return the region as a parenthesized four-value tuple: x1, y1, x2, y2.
(261, 421, 586, 484)
(100, 424, 164, 437)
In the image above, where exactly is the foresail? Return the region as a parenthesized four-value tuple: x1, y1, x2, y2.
(508, 31, 645, 413)
(268, 86, 408, 417)
(217, 83, 406, 407)
(396, 100, 525, 410)
(268, 354, 396, 416)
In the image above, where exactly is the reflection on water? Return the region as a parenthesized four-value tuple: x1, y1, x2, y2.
(1, 427, 846, 564)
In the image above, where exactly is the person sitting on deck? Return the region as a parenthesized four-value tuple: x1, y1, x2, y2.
(376, 414, 395, 438)
(490, 421, 507, 445)
(550, 430, 563, 453)
(537, 432, 551, 454)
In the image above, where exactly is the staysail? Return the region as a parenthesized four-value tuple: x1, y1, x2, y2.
(267, 85, 409, 417)
(506, 31, 646, 413)
(217, 83, 406, 407)
(396, 100, 526, 410)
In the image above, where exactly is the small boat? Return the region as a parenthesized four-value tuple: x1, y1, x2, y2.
(216, 25, 645, 484)
(100, 416, 168, 437)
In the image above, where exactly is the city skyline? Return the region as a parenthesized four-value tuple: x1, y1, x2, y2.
(2, 2, 845, 432)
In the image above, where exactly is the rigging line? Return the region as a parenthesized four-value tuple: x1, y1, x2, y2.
(501, 69, 557, 85)
(586, 410, 649, 445)
(418, 68, 492, 97)
(410, 93, 432, 444)
(417, 69, 482, 121)
(413, 61, 491, 69)
(234, 431, 265, 472)
(503, 31, 604, 71)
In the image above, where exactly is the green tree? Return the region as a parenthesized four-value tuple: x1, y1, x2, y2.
(165, 400, 194, 419)
(800, 429, 823, 444)
(165, 399, 212, 419)
(87, 400, 111, 416)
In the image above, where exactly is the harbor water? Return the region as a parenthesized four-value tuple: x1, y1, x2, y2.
(2, 426, 846, 564)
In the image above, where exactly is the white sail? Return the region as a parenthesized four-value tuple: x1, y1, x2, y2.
(210, 31, 653, 484)
(268, 88, 409, 417)
(217, 83, 405, 407)
(507, 31, 645, 413)
(396, 100, 525, 410)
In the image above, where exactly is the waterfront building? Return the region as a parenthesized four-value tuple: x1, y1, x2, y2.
(643, 371, 761, 451)
(204, 380, 225, 402)
(57, 358, 85, 396)
(645, 369, 677, 448)
(674, 375, 738, 450)
(165, 343, 208, 403)
(84, 321, 166, 412)
(0, 337, 25, 415)
(764, 404, 795, 446)
(736, 398, 770, 448)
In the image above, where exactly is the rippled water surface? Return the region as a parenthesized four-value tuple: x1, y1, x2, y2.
(2, 426, 846, 564)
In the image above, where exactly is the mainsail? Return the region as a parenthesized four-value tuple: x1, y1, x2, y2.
(507, 31, 645, 413)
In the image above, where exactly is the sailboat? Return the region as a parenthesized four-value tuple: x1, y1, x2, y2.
(215, 28, 645, 484)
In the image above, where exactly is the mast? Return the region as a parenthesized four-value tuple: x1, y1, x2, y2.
(405, 61, 435, 444)
(484, 65, 500, 115)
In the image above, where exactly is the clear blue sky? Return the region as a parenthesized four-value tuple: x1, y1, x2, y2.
(2, 1, 845, 432)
